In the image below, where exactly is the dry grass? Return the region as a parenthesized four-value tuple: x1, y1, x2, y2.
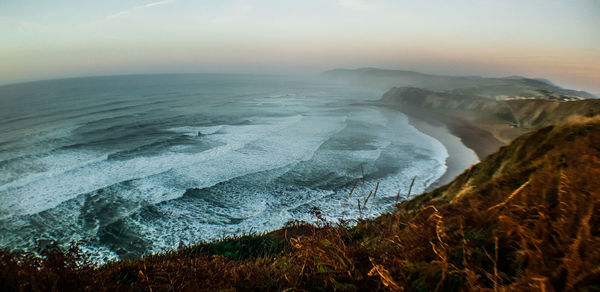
(1, 121, 600, 291)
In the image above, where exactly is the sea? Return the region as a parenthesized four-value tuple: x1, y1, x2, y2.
(0, 74, 448, 262)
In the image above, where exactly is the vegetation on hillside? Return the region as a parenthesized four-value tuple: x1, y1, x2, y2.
(1, 121, 599, 291)
(382, 87, 600, 131)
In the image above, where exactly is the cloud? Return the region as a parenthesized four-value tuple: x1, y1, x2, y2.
(105, 0, 176, 20)
(106, 11, 132, 20)
(0, 16, 45, 31)
(211, 0, 253, 24)
(337, 0, 370, 10)
(140, 0, 176, 9)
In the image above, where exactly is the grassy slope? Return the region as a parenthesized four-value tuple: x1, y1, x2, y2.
(507, 99, 600, 128)
(2, 121, 600, 291)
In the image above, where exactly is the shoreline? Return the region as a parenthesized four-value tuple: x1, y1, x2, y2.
(393, 105, 506, 188)
(405, 114, 478, 188)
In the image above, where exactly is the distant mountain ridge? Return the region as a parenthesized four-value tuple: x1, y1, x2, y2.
(322, 67, 595, 100)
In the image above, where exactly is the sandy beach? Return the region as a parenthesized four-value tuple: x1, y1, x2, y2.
(389, 105, 507, 188)
(406, 115, 479, 188)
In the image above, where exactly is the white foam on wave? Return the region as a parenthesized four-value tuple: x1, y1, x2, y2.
(0, 151, 109, 190)
(0, 125, 79, 163)
(128, 155, 445, 257)
(107, 106, 450, 256)
(0, 88, 455, 262)
(161, 113, 348, 197)
(297, 107, 448, 219)
(0, 117, 288, 217)
(0, 113, 349, 219)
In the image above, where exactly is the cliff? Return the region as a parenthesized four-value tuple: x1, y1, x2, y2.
(383, 86, 600, 127)
(381, 86, 600, 156)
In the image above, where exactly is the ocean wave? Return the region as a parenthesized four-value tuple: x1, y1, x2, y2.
(0, 114, 345, 219)
(0, 75, 453, 262)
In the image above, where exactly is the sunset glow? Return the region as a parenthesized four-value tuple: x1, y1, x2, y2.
(1, 0, 599, 91)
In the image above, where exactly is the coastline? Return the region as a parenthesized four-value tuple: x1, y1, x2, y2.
(406, 114, 479, 188)
(393, 105, 506, 188)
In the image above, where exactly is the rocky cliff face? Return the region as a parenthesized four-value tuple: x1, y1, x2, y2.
(381, 87, 515, 121)
(382, 86, 600, 132)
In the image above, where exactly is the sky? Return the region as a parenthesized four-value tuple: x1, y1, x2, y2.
(1, 0, 599, 92)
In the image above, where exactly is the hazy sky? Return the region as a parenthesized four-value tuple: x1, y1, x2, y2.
(1, 0, 599, 92)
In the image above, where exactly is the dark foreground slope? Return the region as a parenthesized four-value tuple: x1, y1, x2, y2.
(2, 121, 600, 291)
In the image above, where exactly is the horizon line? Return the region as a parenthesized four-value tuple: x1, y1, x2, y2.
(0, 68, 596, 95)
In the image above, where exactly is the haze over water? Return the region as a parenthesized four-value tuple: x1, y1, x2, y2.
(0, 74, 449, 261)
(2, 1, 599, 92)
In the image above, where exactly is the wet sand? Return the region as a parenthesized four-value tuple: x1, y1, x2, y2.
(391, 105, 507, 188)
(406, 115, 479, 188)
